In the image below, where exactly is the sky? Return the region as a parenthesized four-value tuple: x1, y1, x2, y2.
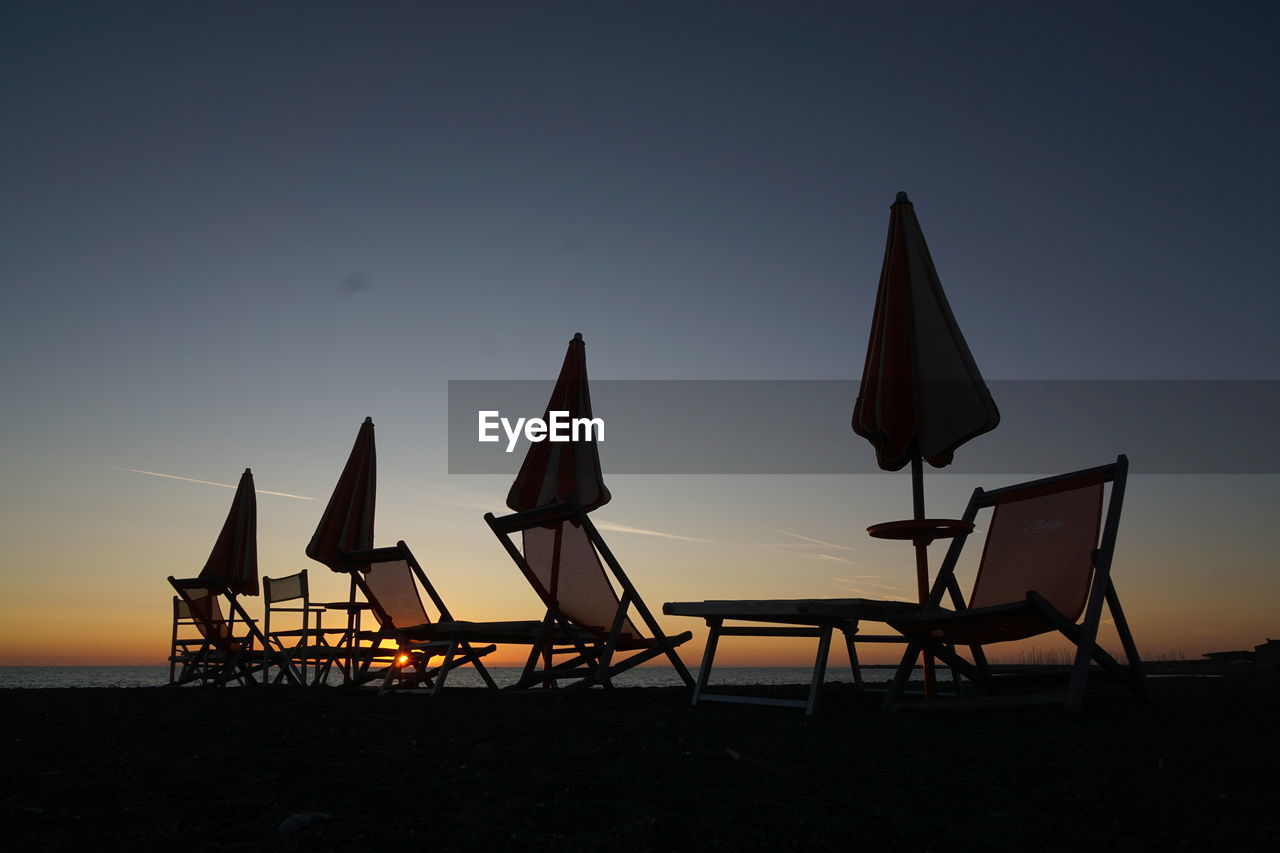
(2, 1, 1277, 667)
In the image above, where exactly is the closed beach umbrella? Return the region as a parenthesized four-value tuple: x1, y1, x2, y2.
(853, 192, 999, 480)
(307, 417, 377, 572)
(507, 333, 611, 514)
(853, 192, 999, 696)
(198, 467, 259, 596)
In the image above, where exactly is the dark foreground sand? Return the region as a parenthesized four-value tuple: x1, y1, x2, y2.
(2, 671, 1276, 851)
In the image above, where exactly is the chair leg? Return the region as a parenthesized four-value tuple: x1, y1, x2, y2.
(1050, 618, 1143, 705)
(1028, 591, 1143, 712)
(1064, 578, 1111, 714)
(518, 610, 556, 689)
(379, 647, 404, 695)
(692, 619, 722, 707)
(431, 640, 458, 697)
(659, 639, 696, 689)
(1105, 583, 1147, 696)
(844, 629, 864, 691)
(805, 624, 833, 716)
(460, 641, 499, 690)
(884, 641, 922, 710)
(593, 638, 619, 690)
(945, 644, 965, 697)
(924, 639, 992, 689)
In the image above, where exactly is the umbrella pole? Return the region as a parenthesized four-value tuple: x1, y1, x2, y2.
(345, 574, 358, 685)
(911, 456, 938, 700)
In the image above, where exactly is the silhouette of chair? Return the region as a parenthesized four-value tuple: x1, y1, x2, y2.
(882, 455, 1145, 713)
(340, 543, 499, 694)
(168, 595, 208, 684)
(476, 500, 696, 690)
(166, 577, 300, 686)
(263, 569, 340, 686)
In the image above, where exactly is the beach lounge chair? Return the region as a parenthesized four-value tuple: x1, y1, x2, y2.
(478, 499, 696, 690)
(882, 455, 1145, 713)
(166, 577, 300, 686)
(340, 542, 499, 694)
(661, 597, 919, 715)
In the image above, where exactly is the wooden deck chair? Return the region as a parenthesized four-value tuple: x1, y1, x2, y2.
(882, 455, 1145, 714)
(263, 570, 341, 686)
(167, 577, 301, 687)
(482, 500, 695, 690)
(341, 542, 499, 694)
(168, 595, 210, 685)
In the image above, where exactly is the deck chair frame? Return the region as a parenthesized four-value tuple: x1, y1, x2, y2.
(263, 569, 347, 687)
(483, 499, 695, 691)
(169, 595, 212, 685)
(883, 454, 1145, 714)
(167, 576, 302, 687)
(340, 542, 498, 695)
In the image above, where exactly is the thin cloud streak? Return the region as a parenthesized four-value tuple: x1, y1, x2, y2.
(793, 552, 859, 565)
(836, 584, 913, 599)
(770, 528, 854, 551)
(595, 520, 816, 548)
(593, 521, 717, 543)
(832, 575, 912, 595)
(428, 489, 871, 555)
(429, 486, 790, 546)
(115, 467, 316, 501)
(591, 519, 866, 553)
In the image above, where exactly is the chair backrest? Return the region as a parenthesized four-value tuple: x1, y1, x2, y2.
(171, 596, 201, 648)
(168, 578, 239, 651)
(523, 522, 643, 639)
(170, 594, 201, 683)
(263, 570, 310, 640)
(489, 502, 643, 641)
(345, 545, 434, 631)
(264, 570, 308, 605)
(946, 457, 1125, 625)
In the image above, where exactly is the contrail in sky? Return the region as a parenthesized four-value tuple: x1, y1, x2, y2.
(593, 521, 717, 543)
(770, 528, 854, 551)
(430, 484, 866, 552)
(800, 552, 858, 565)
(595, 521, 845, 552)
(115, 467, 316, 501)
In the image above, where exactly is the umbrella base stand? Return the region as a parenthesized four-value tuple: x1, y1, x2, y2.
(913, 540, 937, 699)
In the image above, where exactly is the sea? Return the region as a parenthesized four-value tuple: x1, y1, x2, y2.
(0, 665, 910, 689)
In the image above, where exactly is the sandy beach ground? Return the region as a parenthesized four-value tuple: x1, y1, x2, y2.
(2, 669, 1276, 851)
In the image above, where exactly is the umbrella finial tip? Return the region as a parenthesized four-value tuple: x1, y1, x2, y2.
(895, 191, 910, 203)
(572, 332, 583, 342)
(363, 416, 373, 424)
(244, 467, 252, 474)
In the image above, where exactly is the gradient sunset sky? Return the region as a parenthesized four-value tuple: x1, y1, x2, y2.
(2, 1, 1277, 667)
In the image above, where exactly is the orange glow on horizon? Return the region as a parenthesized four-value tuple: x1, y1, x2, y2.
(0, 616, 1265, 668)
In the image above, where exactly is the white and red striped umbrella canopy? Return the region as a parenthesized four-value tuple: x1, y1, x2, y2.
(853, 193, 999, 472)
(198, 468, 259, 596)
(506, 333, 611, 514)
(307, 417, 376, 572)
